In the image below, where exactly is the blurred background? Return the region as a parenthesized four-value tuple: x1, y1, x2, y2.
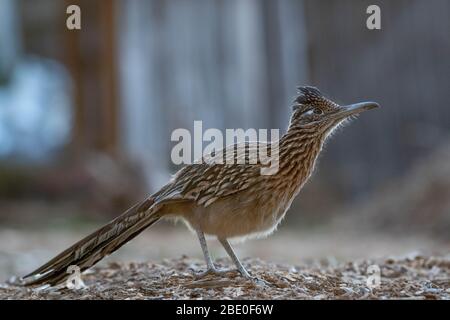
(0, 0, 449, 281)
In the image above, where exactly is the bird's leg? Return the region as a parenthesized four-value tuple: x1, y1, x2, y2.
(192, 229, 230, 278)
(218, 238, 252, 279)
(218, 238, 268, 285)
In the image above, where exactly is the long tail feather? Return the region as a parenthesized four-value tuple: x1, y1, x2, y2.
(21, 198, 161, 287)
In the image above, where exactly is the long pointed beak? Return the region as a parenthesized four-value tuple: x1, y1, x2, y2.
(336, 101, 380, 118)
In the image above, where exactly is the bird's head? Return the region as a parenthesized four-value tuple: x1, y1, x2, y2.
(289, 86, 379, 136)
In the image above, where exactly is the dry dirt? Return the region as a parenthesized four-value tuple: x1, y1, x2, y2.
(1, 254, 449, 300)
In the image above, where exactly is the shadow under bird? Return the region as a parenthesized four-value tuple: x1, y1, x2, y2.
(22, 86, 379, 286)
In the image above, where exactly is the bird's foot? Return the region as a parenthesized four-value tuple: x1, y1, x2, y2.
(247, 275, 270, 286)
(191, 266, 234, 279)
(237, 269, 270, 286)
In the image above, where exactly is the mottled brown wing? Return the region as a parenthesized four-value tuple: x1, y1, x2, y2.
(154, 142, 272, 207)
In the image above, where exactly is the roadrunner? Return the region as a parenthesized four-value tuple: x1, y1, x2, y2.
(22, 86, 379, 286)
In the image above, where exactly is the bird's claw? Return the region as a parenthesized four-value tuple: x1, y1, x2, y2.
(190, 266, 270, 286)
(191, 266, 234, 279)
(236, 268, 270, 286)
(242, 274, 270, 286)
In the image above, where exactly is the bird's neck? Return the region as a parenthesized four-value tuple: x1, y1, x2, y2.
(281, 126, 325, 158)
(275, 126, 326, 186)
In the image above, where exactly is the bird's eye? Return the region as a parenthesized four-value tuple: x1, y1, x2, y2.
(302, 108, 323, 117)
(313, 108, 323, 115)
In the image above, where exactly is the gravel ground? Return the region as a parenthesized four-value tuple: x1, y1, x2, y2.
(1, 254, 449, 300)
